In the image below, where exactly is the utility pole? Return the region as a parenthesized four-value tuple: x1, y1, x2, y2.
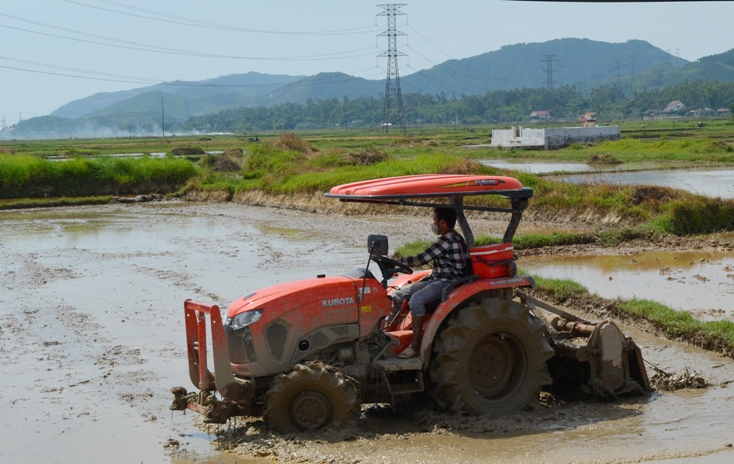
(615, 58, 622, 102)
(630, 55, 637, 93)
(377, 4, 407, 133)
(161, 97, 165, 137)
(542, 54, 557, 91)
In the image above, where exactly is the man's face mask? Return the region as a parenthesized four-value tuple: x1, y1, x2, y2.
(432, 222, 441, 235)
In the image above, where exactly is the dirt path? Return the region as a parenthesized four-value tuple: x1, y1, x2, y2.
(1, 201, 733, 463)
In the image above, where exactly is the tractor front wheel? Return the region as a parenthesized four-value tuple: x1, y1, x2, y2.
(263, 362, 360, 433)
(430, 299, 554, 414)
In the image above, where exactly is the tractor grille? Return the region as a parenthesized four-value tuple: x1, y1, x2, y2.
(223, 325, 257, 363)
(265, 321, 289, 362)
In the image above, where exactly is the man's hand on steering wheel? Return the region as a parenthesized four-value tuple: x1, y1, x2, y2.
(372, 255, 413, 275)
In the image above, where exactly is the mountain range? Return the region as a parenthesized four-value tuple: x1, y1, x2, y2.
(7, 38, 734, 138)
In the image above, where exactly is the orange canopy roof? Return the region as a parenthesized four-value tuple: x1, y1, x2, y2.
(326, 174, 531, 201)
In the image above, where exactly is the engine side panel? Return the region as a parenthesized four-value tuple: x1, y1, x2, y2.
(229, 277, 360, 377)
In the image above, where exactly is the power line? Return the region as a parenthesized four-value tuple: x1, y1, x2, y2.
(0, 20, 379, 62)
(404, 45, 490, 95)
(630, 55, 637, 92)
(64, 0, 379, 36)
(0, 57, 382, 90)
(378, 4, 407, 133)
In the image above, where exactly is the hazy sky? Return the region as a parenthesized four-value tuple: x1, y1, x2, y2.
(2, 0, 733, 122)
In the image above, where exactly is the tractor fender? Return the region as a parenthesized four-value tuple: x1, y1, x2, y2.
(419, 275, 536, 367)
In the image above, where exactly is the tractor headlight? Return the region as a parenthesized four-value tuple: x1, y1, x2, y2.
(227, 309, 263, 330)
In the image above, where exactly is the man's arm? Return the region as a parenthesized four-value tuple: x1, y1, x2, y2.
(398, 237, 450, 267)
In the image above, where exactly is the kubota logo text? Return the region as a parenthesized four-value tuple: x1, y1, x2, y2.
(322, 297, 355, 307)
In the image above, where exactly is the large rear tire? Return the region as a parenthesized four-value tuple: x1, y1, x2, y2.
(429, 298, 553, 414)
(264, 363, 360, 433)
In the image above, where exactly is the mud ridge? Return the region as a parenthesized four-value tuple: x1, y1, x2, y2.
(184, 188, 632, 226)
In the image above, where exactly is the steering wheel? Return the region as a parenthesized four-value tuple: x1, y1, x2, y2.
(372, 255, 413, 275)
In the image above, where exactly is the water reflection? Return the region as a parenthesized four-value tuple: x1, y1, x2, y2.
(480, 159, 668, 174)
(522, 251, 734, 320)
(551, 168, 734, 199)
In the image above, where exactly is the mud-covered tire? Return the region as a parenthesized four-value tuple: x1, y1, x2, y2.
(263, 363, 360, 433)
(429, 298, 553, 414)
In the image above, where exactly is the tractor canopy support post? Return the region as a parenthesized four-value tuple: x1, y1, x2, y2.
(503, 199, 528, 243)
(450, 197, 475, 248)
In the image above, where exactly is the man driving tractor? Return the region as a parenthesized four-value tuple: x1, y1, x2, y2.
(389, 207, 468, 358)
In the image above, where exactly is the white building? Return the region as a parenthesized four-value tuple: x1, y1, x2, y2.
(490, 125, 621, 150)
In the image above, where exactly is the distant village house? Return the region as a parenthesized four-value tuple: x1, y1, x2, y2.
(528, 110, 551, 121)
(717, 108, 731, 117)
(662, 100, 685, 114)
(689, 108, 715, 117)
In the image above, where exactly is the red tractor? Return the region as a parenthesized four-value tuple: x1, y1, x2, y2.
(171, 174, 649, 432)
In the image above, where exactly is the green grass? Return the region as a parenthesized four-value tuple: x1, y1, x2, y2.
(532, 275, 590, 300)
(3, 127, 734, 233)
(0, 196, 113, 210)
(0, 154, 198, 198)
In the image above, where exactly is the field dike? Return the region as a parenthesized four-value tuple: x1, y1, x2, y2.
(183, 187, 628, 225)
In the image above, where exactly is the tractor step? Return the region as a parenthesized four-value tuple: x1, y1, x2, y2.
(372, 358, 425, 396)
(372, 357, 423, 372)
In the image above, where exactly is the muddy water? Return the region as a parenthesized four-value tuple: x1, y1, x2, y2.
(480, 159, 669, 174)
(522, 251, 734, 320)
(480, 159, 734, 199)
(552, 167, 734, 199)
(0, 203, 369, 463)
(3, 203, 734, 463)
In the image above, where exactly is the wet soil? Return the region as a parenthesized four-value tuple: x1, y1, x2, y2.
(2, 201, 734, 463)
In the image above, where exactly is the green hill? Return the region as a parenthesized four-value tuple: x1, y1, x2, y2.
(51, 72, 304, 119)
(402, 38, 686, 95)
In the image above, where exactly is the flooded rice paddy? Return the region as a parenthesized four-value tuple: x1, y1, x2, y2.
(521, 251, 734, 321)
(2, 202, 734, 463)
(480, 159, 734, 199)
(480, 159, 670, 174)
(552, 168, 734, 199)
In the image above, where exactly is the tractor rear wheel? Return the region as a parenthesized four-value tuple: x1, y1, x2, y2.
(264, 362, 360, 433)
(429, 298, 553, 414)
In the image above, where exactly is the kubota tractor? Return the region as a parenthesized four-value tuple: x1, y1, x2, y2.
(171, 174, 650, 432)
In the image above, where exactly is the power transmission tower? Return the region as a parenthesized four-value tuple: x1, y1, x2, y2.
(161, 97, 165, 137)
(542, 54, 557, 91)
(377, 4, 407, 133)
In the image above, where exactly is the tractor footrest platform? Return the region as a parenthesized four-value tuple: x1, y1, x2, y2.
(373, 358, 425, 395)
(373, 357, 423, 373)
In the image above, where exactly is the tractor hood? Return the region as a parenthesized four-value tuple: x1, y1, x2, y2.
(227, 276, 360, 324)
